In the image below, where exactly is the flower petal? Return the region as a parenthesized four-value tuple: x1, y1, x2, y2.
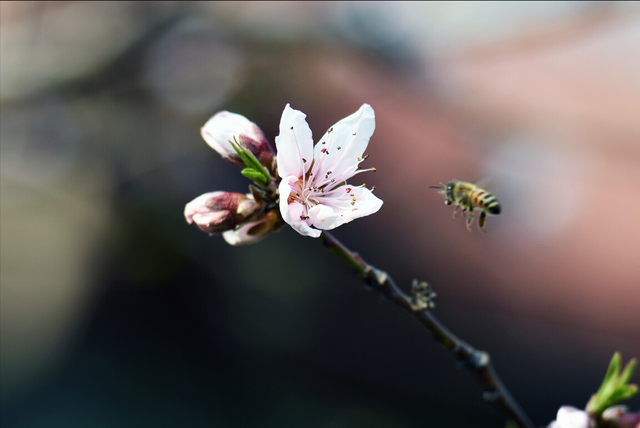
(201, 111, 267, 159)
(184, 191, 225, 224)
(307, 204, 337, 229)
(288, 202, 322, 238)
(278, 175, 297, 224)
(184, 191, 256, 234)
(554, 406, 594, 428)
(311, 186, 383, 230)
(312, 104, 375, 179)
(338, 186, 384, 221)
(278, 176, 321, 237)
(275, 104, 314, 179)
(222, 220, 265, 246)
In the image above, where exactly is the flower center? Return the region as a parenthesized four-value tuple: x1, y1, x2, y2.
(287, 178, 321, 207)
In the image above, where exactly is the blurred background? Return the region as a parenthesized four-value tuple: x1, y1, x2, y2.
(2, 2, 639, 427)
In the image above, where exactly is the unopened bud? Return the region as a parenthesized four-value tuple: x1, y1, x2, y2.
(222, 210, 281, 246)
(201, 111, 275, 170)
(603, 406, 640, 428)
(184, 191, 258, 234)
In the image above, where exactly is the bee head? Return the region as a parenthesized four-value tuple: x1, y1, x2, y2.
(429, 181, 456, 204)
(442, 180, 457, 203)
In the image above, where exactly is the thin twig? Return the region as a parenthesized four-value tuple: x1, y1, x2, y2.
(320, 231, 536, 428)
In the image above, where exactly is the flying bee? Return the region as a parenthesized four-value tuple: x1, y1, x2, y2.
(429, 180, 501, 232)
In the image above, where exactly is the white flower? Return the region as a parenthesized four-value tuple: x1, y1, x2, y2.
(201, 111, 274, 169)
(275, 104, 383, 238)
(548, 406, 595, 428)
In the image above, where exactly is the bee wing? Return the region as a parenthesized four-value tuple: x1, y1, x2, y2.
(473, 176, 491, 189)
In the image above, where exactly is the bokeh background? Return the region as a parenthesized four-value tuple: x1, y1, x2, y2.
(2, 2, 639, 427)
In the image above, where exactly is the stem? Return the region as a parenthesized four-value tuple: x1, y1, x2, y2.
(320, 231, 536, 428)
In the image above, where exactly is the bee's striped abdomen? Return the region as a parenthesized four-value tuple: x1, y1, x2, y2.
(470, 189, 501, 215)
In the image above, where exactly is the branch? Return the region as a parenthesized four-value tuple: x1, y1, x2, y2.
(320, 231, 536, 428)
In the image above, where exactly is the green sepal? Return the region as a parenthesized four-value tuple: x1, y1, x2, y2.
(249, 185, 265, 204)
(620, 358, 637, 386)
(230, 137, 273, 188)
(241, 168, 269, 187)
(586, 352, 638, 416)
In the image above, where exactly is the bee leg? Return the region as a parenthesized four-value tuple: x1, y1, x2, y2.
(466, 210, 474, 231)
(452, 205, 460, 218)
(478, 211, 487, 233)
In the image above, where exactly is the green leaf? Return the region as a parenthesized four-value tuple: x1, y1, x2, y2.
(231, 137, 267, 174)
(615, 385, 638, 402)
(621, 359, 637, 385)
(604, 353, 621, 387)
(230, 137, 273, 188)
(241, 168, 268, 186)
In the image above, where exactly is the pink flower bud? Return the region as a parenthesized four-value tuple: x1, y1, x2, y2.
(619, 413, 640, 428)
(201, 111, 275, 170)
(184, 191, 257, 234)
(222, 210, 281, 246)
(603, 406, 640, 428)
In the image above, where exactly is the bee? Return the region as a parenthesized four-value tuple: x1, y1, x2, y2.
(429, 180, 501, 232)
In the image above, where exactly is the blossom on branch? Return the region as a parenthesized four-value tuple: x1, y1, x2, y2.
(276, 104, 383, 238)
(186, 103, 382, 245)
